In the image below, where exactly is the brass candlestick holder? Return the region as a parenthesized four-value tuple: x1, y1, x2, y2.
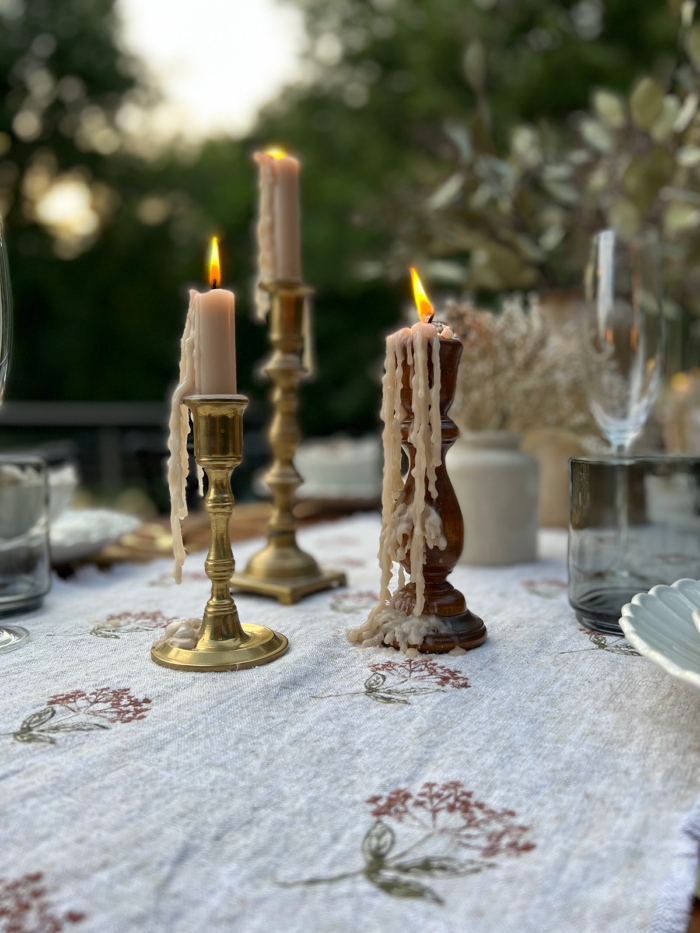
(230, 281, 346, 604)
(393, 337, 487, 653)
(152, 395, 288, 672)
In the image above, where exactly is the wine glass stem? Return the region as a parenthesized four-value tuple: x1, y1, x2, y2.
(615, 444, 630, 574)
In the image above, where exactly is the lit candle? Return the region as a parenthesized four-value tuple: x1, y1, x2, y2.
(195, 237, 236, 395)
(348, 269, 453, 650)
(254, 147, 301, 285)
(167, 238, 237, 582)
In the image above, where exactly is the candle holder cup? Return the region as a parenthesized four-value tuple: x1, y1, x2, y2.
(394, 337, 487, 653)
(151, 395, 288, 671)
(230, 281, 346, 604)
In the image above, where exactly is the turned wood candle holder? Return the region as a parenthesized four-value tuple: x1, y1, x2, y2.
(393, 336, 487, 653)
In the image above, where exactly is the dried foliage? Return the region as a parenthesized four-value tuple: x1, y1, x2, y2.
(442, 295, 594, 432)
(404, 5, 700, 319)
(660, 369, 700, 452)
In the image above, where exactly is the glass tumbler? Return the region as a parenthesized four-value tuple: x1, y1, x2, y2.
(569, 456, 700, 634)
(0, 455, 50, 647)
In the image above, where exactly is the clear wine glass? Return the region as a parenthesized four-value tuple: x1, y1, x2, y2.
(572, 228, 666, 633)
(583, 229, 665, 456)
(0, 217, 31, 653)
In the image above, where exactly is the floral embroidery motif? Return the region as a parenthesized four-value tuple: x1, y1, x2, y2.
(558, 628, 639, 656)
(89, 611, 176, 639)
(313, 657, 470, 705)
(329, 591, 379, 614)
(8, 688, 151, 745)
(0, 872, 84, 931)
(522, 578, 567, 599)
(324, 556, 366, 569)
(279, 781, 535, 904)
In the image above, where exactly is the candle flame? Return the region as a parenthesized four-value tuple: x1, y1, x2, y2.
(411, 267, 434, 323)
(265, 147, 287, 160)
(209, 237, 221, 289)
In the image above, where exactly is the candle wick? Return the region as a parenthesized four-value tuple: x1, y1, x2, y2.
(212, 280, 219, 289)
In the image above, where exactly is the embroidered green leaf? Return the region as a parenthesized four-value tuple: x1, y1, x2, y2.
(364, 672, 386, 692)
(607, 642, 639, 656)
(392, 857, 489, 877)
(41, 722, 109, 733)
(13, 731, 56, 745)
(19, 707, 56, 732)
(90, 626, 120, 639)
(383, 686, 437, 697)
(366, 692, 410, 706)
(362, 820, 394, 864)
(369, 872, 443, 904)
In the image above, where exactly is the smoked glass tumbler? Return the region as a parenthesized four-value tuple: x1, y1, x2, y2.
(0, 219, 38, 653)
(568, 457, 700, 635)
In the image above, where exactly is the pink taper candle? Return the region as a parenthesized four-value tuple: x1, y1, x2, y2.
(254, 148, 301, 283)
(196, 237, 236, 394)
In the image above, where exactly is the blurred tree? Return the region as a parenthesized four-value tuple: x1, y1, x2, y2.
(0, 0, 682, 443)
(0, 0, 266, 405)
(254, 0, 679, 431)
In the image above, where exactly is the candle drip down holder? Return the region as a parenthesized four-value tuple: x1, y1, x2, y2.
(230, 281, 346, 604)
(394, 337, 487, 653)
(151, 396, 288, 672)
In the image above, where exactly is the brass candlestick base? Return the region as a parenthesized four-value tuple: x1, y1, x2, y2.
(230, 281, 346, 605)
(152, 396, 288, 672)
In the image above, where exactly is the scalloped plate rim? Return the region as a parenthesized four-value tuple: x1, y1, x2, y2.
(619, 578, 700, 691)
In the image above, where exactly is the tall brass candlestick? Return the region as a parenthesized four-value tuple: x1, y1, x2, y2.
(230, 281, 346, 604)
(152, 395, 288, 671)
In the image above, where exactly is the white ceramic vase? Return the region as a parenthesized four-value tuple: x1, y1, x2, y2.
(446, 431, 539, 565)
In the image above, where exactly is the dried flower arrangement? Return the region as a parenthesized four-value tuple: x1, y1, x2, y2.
(660, 369, 700, 452)
(441, 295, 595, 433)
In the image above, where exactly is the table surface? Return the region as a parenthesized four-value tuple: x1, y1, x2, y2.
(1, 516, 698, 933)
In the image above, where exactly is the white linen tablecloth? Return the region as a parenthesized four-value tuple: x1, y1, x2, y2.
(1, 516, 698, 933)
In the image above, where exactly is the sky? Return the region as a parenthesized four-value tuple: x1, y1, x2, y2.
(117, 0, 305, 141)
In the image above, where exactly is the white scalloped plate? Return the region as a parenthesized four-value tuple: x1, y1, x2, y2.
(619, 578, 700, 691)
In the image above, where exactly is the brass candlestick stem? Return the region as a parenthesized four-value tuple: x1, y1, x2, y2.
(230, 281, 346, 604)
(152, 395, 288, 672)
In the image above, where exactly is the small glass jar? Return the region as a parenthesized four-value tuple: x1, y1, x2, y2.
(569, 456, 700, 634)
(0, 455, 51, 628)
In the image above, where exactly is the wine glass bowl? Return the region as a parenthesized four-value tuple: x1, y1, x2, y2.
(570, 229, 668, 635)
(583, 229, 664, 455)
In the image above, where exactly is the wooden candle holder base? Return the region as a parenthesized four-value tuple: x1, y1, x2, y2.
(391, 336, 487, 654)
(391, 608, 487, 654)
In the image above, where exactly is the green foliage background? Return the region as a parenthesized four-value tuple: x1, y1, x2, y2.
(0, 0, 680, 437)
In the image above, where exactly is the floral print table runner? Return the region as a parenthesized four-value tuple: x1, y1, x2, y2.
(0, 516, 698, 933)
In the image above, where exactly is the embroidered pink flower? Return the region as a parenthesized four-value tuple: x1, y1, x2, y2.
(281, 781, 535, 904)
(90, 611, 176, 639)
(47, 688, 151, 724)
(369, 657, 470, 690)
(367, 781, 535, 859)
(0, 872, 84, 932)
(329, 591, 379, 614)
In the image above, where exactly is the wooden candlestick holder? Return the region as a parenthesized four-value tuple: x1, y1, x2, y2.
(393, 337, 487, 653)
